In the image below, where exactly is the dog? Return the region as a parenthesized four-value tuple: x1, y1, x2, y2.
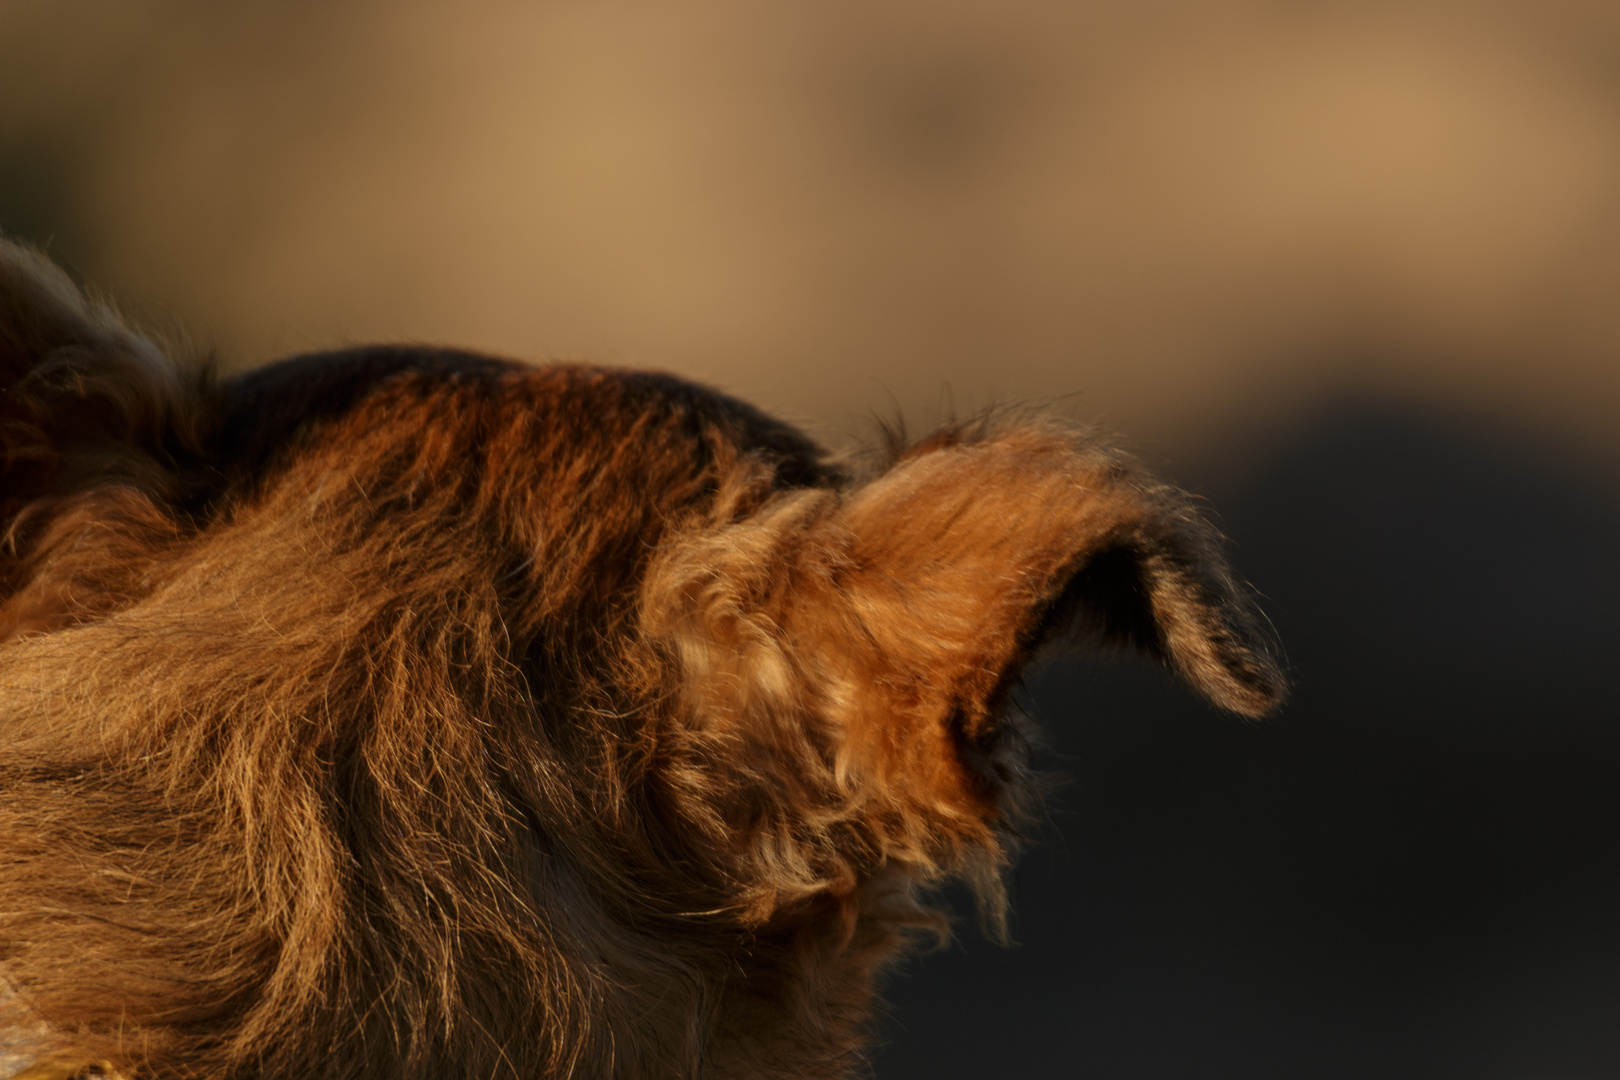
(0, 239, 1284, 1079)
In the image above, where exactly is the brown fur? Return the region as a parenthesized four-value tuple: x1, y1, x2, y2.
(0, 239, 1285, 1079)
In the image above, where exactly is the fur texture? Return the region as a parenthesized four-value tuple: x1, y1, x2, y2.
(0, 239, 1285, 1079)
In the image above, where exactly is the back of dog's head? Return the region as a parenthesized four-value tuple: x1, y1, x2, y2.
(0, 240, 1285, 1080)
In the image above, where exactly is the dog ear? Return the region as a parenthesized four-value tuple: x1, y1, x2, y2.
(820, 424, 1284, 721)
(0, 240, 204, 628)
(774, 423, 1285, 822)
(645, 421, 1285, 873)
(0, 238, 198, 489)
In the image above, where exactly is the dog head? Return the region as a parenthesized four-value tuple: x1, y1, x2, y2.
(0, 239, 1283, 1079)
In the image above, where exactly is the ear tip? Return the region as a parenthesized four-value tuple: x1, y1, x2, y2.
(1192, 646, 1290, 718)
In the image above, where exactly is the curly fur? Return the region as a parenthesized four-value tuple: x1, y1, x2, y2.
(0, 239, 1285, 1079)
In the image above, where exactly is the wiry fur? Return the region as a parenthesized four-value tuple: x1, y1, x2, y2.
(0, 239, 1285, 1079)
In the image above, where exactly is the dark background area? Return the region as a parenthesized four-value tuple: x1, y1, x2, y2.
(878, 404, 1620, 1078)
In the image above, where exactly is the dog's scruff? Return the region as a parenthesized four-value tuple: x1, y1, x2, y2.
(0, 240, 1284, 1079)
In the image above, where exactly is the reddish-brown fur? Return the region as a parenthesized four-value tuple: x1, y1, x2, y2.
(0, 239, 1284, 1079)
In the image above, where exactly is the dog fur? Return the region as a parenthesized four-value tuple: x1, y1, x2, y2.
(0, 239, 1284, 1079)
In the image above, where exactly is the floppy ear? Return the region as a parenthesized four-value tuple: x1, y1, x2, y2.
(827, 423, 1284, 719)
(772, 423, 1284, 823)
(643, 419, 1284, 885)
(0, 239, 204, 629)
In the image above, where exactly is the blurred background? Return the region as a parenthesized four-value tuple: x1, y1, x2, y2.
(2, 1, 1617, 1076)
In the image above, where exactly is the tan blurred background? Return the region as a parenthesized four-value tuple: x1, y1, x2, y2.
(2, 0, 1618, 465)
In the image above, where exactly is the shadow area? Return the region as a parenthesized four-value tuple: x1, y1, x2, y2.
(876, 401, 1620, 1080)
